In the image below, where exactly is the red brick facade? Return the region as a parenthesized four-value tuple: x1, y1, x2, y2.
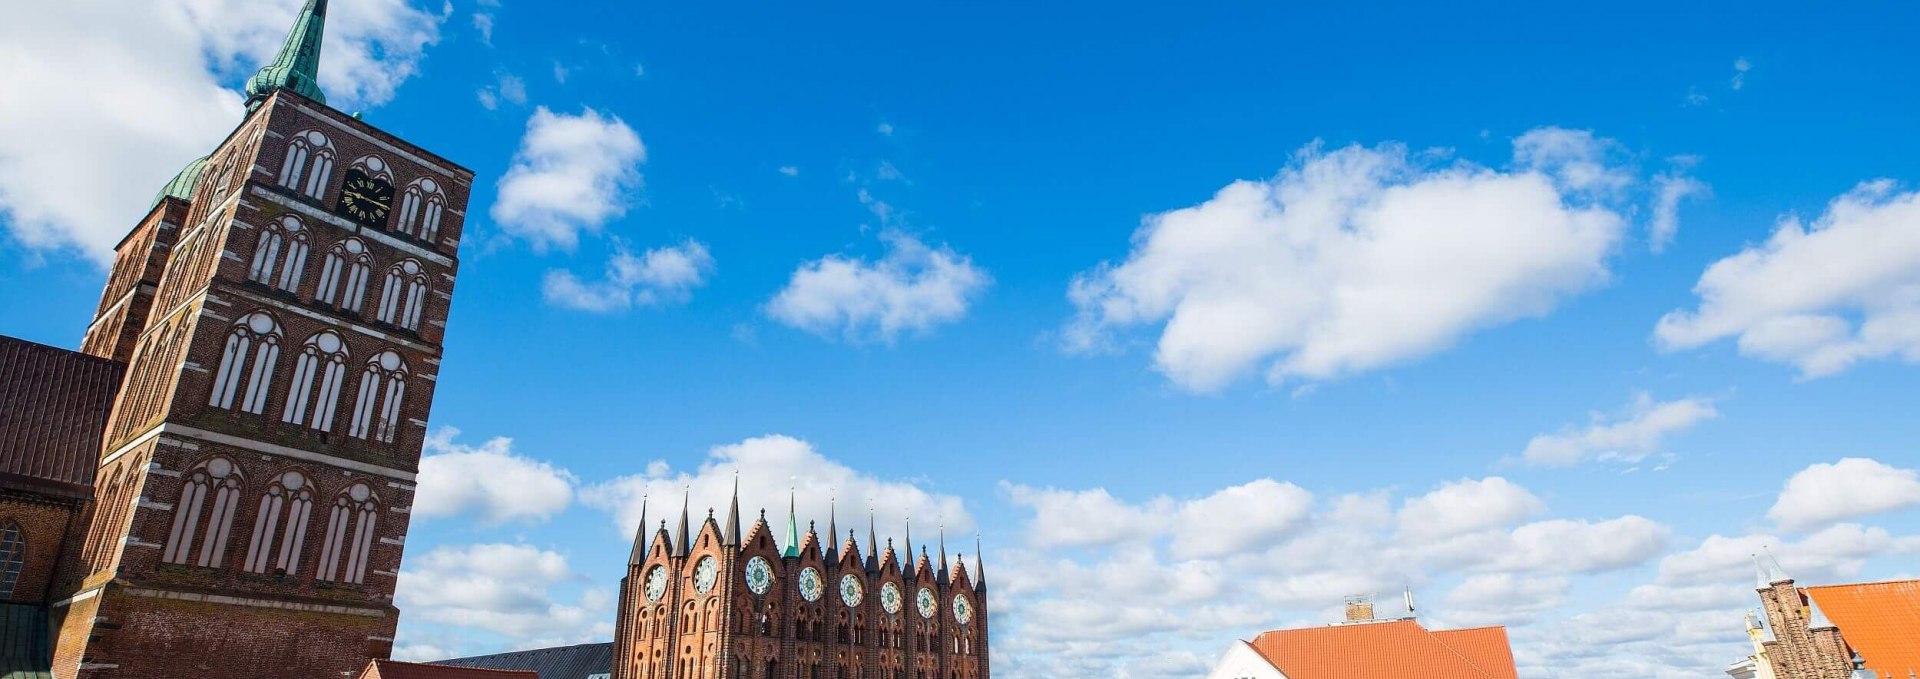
(43, 86, 472, 679)
(1754, 577, 1853, 678)
(613, 500, 989, 679)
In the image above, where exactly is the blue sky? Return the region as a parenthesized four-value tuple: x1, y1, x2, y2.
(4, 1, 1920, 677)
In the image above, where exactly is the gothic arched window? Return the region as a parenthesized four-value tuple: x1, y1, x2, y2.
(243, 470, 315, 574)
(208, 312, 282, 414)
(317, 238, 374, 312)
(282, 331, 351, 431)
(396, 177, 447, 242)
(316, 483, 379, 583)
(0, 521, 23, 600)
(278, 130, 335, 200)
(351, 156, 393, 183)
(161, 457, 243, 568)
(248, 215, 310, 292)
(348, 350, 408, 443)
(375, 259, 428, 330)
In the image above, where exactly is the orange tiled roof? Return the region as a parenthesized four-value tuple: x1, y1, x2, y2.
(1249, 619, 1515, 679)
(1433, 626, 1520, 679)
(358, 659, 539, 679)
(1803, 579, 1920, 679)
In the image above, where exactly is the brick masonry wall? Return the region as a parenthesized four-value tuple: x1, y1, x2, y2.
(0, 494, 79, 605)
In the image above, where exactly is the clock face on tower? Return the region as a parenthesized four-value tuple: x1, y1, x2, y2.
(644, 566, 668, 602)
(880, 582, 903, 614)
(694, 556, 718, 594)
(744, 557, 773, 595)
(335, 167, 394, 228)
(839, 574, 863, 607)
(799, 567, 823, 602)
(916, 587, 938, 619)
(953, 593, 972, 625)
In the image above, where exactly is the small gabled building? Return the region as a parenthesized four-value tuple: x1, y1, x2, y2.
(1202, 599, 1517, 679)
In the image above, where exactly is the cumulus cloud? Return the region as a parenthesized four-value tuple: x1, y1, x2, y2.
(1519, 393, 1719, 467)
(396, 543, 611, 645)
(414, 427, 576, 524)
(1066, 128, 1637, 392)
(1656, 181, 1920, 378)
(476, 72, 526, 110)
(543, 239, 714, 312)
(993, 474, 1672, 678)
(766, 231, 990, 343)
(580, 434, 975, 553)
(1768, 457, 1920, 532)
(490, 106, 645, 250)
(1650, 169, 1708, 253)
(0, 0, 445, 259)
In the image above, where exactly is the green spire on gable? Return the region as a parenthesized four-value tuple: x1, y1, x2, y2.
(783, 484, 801, 558)
(244, 0, 329, 109)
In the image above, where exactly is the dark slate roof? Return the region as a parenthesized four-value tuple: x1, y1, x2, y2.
(0, 603, 52, 678)
(0, 336, 123, 498)
(432, 643, 612, 679)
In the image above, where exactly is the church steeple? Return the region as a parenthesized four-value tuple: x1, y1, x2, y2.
(627, 494, 649, 566)
(825, 494, 839, 562)
(724, 473, 742, 547)
(974, 533, 986, 589)
(866, 504, 879, 572)
(244, 0, 330, 109)
(675, 487, 691, 557)
(937, 524, 950, 585)
(782, 483, 801, 558)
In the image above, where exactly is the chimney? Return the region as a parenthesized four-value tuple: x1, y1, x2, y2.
(1344, 595, 1375, 623)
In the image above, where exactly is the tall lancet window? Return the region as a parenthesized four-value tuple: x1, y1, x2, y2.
(277, 130, 334, 200)
(282, 331, 350, 431)
(396, 177, 447, 242)
(347, 350, 408, 443)
(243, 471, 314, 575)
(316, 238, 373, 312)
(376, 259, 429, 330)
(0, 521, 22, 599)
(248, 215, 310, 292)
(315, 483, 378, 584)
(209, 312, 282, 414)
(161, 457, 243, 567)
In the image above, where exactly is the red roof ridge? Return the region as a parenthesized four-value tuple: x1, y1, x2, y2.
(1805, 577, 1920, 589)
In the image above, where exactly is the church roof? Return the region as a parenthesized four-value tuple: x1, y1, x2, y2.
(432, 642, 612, 679)
(1803, 579, 1920, 679)
(358, 659, 537, 679)
(151, 155, 207, 209)
(1247, 619, 1514, 679)
(244, 0, 328, 108)
(0, 335, 124, 497)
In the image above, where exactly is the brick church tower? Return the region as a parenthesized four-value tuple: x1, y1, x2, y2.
(612, 484, 990, 679)
(47, 1, 473, 676)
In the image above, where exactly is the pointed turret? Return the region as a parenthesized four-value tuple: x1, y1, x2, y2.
(937, 524, 951, 586)
(866, 505, 879, 572)
(1754, 549, 1791, 589)
(974, 533, 986, 589)
(724, 473, 742, 547)
(904, 515, 915, 575)
(782, 483, 802, 558)
(825, 495, 839, 562)
(627, 494, 650, 566)
(1807, 596, 1837, 630)
(245, 0, 330, 109)
(675, 488, 692, 557)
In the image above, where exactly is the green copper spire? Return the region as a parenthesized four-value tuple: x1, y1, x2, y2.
(244, 0, 329, 109)
(782, 482, 801, 558)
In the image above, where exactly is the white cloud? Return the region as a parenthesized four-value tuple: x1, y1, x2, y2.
(414, 427, 576, 524)
(876, 122, 895, 136)
(471, 10, 495, 45)
(767, 231, 990, 343)
(993, 474, 1673, 678)
(1519, 393, 1719, 467)
(580, 434, 975, 555)
(1655, 523, 1920, 589)
(396, 542, 611, 644)
(1769, 457, 1920, 532)
(543, 239, 714, 312)
(0, 0, 444, 260)
(1731, 58, 1752, 90)
(1656, 181, 1920, 378)
(1396, 477, 1544, 540)
(476, 72, 526, 111)
(778, 166, 800, 177)
(490, 106, 645, 250)
(1066, 128, 1635, 392)
(1650, 170, 1708, 253)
